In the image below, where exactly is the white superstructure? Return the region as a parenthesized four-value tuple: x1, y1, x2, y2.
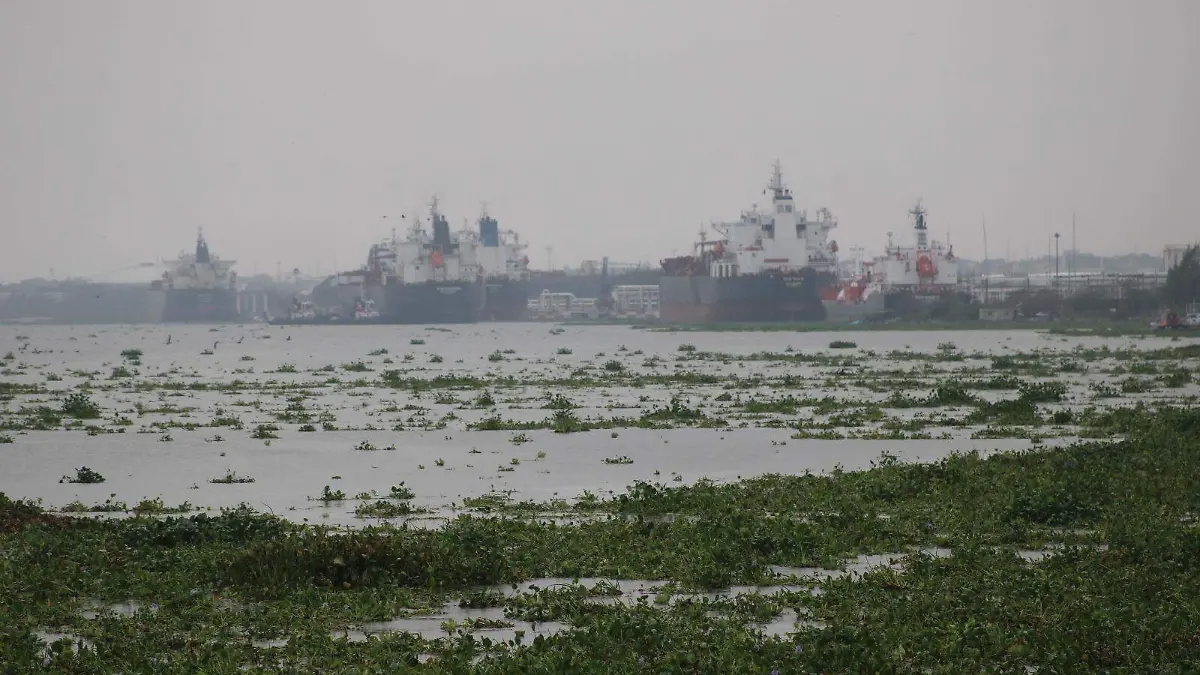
(876, 200, 959, 291)
(457, 210, 530, 281)
(703, 161, 839, 277)
(366, 199, 528, 284)
(161, 229, 237, 291)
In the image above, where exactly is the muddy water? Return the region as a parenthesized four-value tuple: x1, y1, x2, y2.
(3, 428, 1044, 527)
(2, 323, 1195, 525)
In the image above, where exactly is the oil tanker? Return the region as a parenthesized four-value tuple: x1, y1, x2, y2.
(273, 199, 529, 325)
(659, 163, 838, 323)
(156, 230, 241, 323)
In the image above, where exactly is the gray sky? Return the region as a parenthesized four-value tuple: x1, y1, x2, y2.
(1, 0, 1197, 282)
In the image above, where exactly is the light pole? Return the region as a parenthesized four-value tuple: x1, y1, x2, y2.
(1054, 233, 1060, 288)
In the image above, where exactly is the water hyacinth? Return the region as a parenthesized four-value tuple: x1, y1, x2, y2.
(0, 324, 1198, 671)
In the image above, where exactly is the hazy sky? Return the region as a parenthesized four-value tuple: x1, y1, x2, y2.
(1, 0, 1197, 282)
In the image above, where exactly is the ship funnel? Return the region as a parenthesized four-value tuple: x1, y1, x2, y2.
(479, 214, 500, 247)
(432, 212, 452, 250)
(195, 228, 211, 264)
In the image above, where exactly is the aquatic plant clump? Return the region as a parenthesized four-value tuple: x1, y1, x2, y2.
(60, 466, 105, 484)
(4, 326, 1200, 671)
(59, 392, 102, 419)
(209, 470, 255, 484)
(5, 409, 1200, 671)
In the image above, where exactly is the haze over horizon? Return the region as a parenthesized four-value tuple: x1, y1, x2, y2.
(1, 0, 1197, 283)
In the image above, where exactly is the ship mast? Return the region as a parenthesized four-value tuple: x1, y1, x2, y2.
(910, 199, 929, 251)
(195, 227, 210, 264)
(768, 159, 785, 198)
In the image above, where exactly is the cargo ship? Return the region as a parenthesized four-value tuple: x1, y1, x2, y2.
(273, 199, 529, 324)
(872, 200, 964, 317)
(156, 230, 241, 323)
(818, 201, 964, 321)
(659, 162, 839, 323)
(357, 198, 483, 324)
(468, 209, 531, 321)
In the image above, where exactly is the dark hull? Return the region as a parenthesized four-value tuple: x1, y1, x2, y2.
(482, 278, 529, 321)
(162, 289, 240, 323)
(0, 283, 164, 324)
(659, 272, 831, 323)
(363, 280, 485, 324)
(823, 294, 887, 322)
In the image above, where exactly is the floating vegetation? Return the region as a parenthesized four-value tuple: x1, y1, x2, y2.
(60, 466, 105, 484)
(208, 470, 255, 484)
(251, 424, 280, 439)
(603, 359, 624, 372)
(353, 499, 415, 518)
(828, 340, 857, 349)
(59, 392, 101, 419)
(389, 483, 415, 500)
(131, 497, 195, 514)
(8, 406, 1198, 670)
(543, 393, 577, 410)
(315, 485, 346, 502)
(3, 323, 1200, 672)
(60, 496, 126, 513)
(353, 440, 396, 451)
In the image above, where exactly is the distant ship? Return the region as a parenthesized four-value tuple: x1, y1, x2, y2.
(871, 200, 962, 317)
(274, 199, 530, 324)
(156, 230, 240, 323)
(658, 162, 838, 323)
(876, 201, 960, 290)
(471, 209, 531, 321)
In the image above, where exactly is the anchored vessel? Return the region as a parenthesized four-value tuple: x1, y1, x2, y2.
(359, 198, 484, 324)
(157, 230, 240, 323)
(875, 200, 959, 291)
(659, 162, 838, 323)
(469, 209, 531, 321)
(872, 200, 962, 315)
(276, 199, 529, 324)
